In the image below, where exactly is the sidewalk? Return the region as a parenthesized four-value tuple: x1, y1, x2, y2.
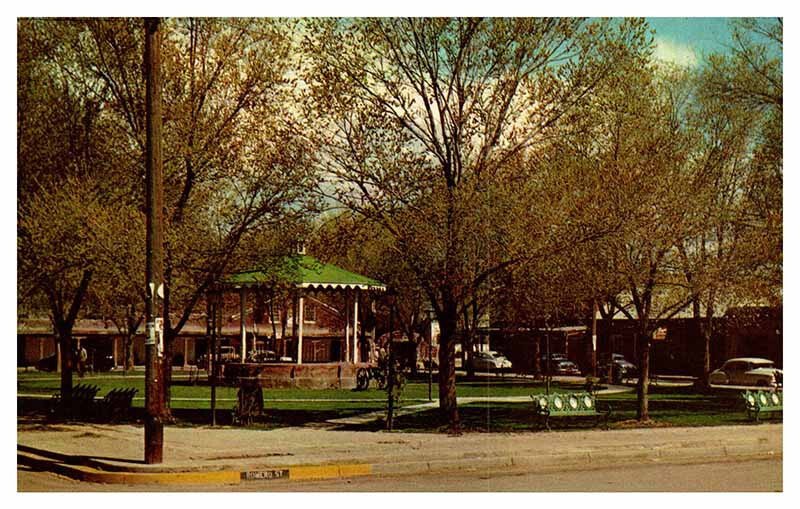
(17, 421, 782, 486)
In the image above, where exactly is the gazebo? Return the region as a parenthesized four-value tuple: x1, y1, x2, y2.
(208, 251, 386, 389)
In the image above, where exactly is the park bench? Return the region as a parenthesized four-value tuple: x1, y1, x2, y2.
(531, 392, 611, 431)
(742, 389, 782, 423)
(50, 383, 100, 420)
(95, 388, 138, 422)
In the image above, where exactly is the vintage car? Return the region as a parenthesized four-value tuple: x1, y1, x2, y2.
(598, 353, 638, 383)
(468, 351, 512, 372)
(550, 360, 582, 376)
(708, 358, 782, 387)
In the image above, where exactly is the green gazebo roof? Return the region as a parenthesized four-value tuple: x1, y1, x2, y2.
(224, 255, 386, 291)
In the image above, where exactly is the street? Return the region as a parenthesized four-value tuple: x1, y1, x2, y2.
(18, 458, 781, 492)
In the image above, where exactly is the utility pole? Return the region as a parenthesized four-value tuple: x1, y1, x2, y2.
(144, 17, 165, 464)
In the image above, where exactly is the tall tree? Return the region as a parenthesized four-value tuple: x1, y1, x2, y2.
(85, 200, 147, 371)
(18, 178, 99, 401)
(18, 19, 317, 410)
(680, 18, 783, 384)
(301, 18, 651, 429)
(18, 19, 122, 400)
(572, 61, 699, 420)
(59, 18, 318, 408)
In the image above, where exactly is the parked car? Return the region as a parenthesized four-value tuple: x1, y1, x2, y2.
(247, 350, 278, 363)
(198, 346, 242, 366)
(540, 352, 567, 364)
(550, 360, 582, 376)
(598, 353, 638, 383)
(468, 351, 512, 372)
(708, 358, 782, 387)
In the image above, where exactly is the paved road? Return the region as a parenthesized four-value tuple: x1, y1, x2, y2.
(18, 458, 781, 492)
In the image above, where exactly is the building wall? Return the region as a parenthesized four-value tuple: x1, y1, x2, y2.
(481, 307, 782, 376)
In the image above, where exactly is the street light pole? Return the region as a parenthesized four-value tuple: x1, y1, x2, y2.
(144, 17, 165, 464)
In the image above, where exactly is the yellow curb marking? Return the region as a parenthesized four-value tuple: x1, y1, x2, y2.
(254, 463, 372, 481)
(68, 463, 372, 485)
(79, 469, 241, 485)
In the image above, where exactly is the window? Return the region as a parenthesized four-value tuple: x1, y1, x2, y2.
(269, 306, 281, 324)
(304, 304, 316, 323)
(725, 361, 745, 373)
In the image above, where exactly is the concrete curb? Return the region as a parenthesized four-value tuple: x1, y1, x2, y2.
(370, 445, 780, 477)
(18, 447, 372, 485)
(19, 431, 780, 485)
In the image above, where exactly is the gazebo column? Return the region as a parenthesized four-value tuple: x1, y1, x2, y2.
(291, 293, 297, 360)
(239, 287, 247, 363)
(344, 292, 350, 363)
(297, 294, 304, 365)
(370, 299, 377, 363)
(353, 290, 360, 363)
(113, 337, 119, 368)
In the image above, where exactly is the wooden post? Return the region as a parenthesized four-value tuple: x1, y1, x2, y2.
(113, 337, 119, 369)
(370, 299, 377, 363)
(344, 292, 351, 363)
(291, 293, 298, 361)
(297, 295, 304, 365)
(143, 17, 165, 464)
(353, 291, 360, 363)
(239, 288, 247, 362)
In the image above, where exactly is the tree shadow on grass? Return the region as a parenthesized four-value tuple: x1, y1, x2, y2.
(335, 388, 776, 433)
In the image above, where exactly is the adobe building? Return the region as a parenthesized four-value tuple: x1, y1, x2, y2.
(18, 254, 387, 389)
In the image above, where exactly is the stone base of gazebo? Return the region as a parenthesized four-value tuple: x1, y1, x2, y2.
(222, 362, 373, 390)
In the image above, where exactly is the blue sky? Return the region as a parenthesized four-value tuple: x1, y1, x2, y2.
(645, 17, 784, 67)
(646, 17, 736, 67)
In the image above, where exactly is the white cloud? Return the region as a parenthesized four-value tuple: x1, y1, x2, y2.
(653, 37, 699, 68)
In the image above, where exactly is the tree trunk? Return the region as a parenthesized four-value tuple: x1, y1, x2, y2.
(437, 300, 460, 433)
(57, 326, 74, 406)
(124, 306, 138, 371)
(123, 333, 134, 372)
(53, 269, 92, 405)
(691, 297, 702, 378)
(701, 326, 712, 385)
(636, 329, 652, 421)
(591, 299, 598, 377)
(701, 302, 714, 386)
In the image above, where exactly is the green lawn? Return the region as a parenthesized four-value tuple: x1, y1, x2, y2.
(19, 371, 771, 431)
(365, 386, 773, 432)
(17, 371, 587, 409)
